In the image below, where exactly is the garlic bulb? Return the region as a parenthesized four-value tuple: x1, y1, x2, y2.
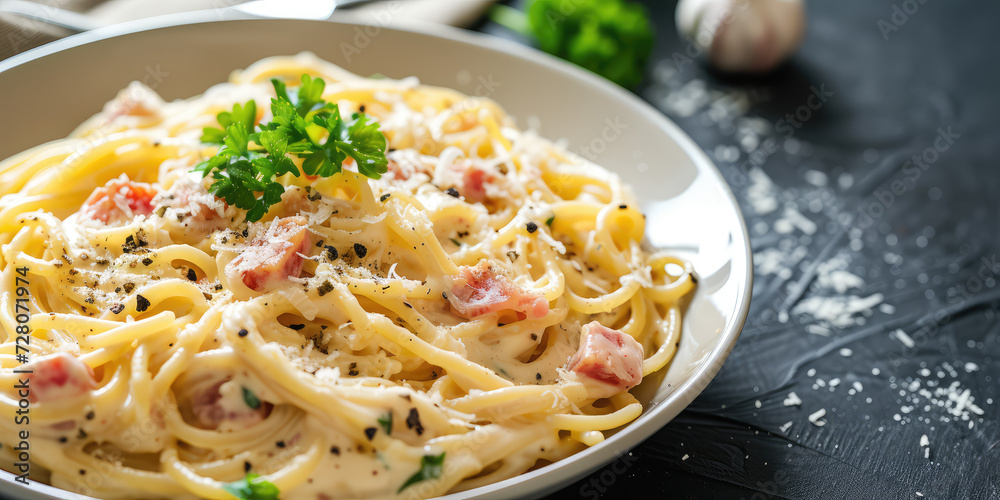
(676, 0, 806, 73)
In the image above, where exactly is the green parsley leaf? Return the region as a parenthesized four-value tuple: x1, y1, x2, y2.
(377, 411, 393, 435)
(223, 473, 279, 500)
(194, 75, 389, 222)
(203, 101, 257, 145)
(398, 452, 445, 493)
(242, 386, 261, 410)
(545, 215, 555, 226)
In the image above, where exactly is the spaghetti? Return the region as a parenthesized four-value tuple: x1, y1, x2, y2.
(0, 53, 694, 499)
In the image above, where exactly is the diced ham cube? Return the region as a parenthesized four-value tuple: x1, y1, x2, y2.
(80, 176, 158, 225)
(567, 322, 644, 398)
(447, 261, 549, 320)
(225, 217, 311, 291)
(189, 377, 270, 431)
(461, 166, 492, 204)
(24, 353, 97, 403)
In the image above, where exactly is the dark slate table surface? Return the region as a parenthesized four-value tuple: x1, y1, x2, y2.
(484, 0, 1000, 498)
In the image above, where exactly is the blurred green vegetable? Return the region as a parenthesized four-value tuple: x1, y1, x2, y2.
(491, 0, 654, 88)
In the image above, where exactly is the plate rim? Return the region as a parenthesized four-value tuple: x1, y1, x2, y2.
(0, 12, 753, 500)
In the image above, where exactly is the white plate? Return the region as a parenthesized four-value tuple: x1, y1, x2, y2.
(0, 14, 752, 500)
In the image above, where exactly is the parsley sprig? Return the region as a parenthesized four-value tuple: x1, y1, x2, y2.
(195, 75, 389, 222)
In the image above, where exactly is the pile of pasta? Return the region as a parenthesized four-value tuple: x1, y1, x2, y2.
(0, 54, 694, 499)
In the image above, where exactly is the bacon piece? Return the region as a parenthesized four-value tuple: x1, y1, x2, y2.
(24, 353, 97, 403)
(80, 176, 158, 225)
(567, 322, 644, 398)
(189, 377, 270, 431)
(225, 217, 311, 291)
(447, 261, 549, 320)
(461, 166, 492, 203)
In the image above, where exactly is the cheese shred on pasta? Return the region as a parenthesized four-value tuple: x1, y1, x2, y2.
(0, 53, 694, 499)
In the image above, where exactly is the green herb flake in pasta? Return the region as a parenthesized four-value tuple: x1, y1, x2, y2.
(222, 473, 280, 500)
(398, 452, 446, 493)
(242, 387, 261, 410)
(377, 411, 393, 435)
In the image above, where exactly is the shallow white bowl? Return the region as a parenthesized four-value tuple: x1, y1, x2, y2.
(0, 14, 752, 500)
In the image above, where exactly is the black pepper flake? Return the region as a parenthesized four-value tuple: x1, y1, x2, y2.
(316, 240, 325, 248)
(288, 324, 305, 331)
(445, 187, 460, 198)
(404, 303, 412, 309)
(187, 269, 197, 281)
(68, 269, 79, 275)
(354, 243, 368, 258)
(442, 291, 448, 300)
(330, 446, 340, 455)
(238, 329, 249, 338)
(242, 228, 250, 238)
(536, 373, 542, 381)
(244, 461, 252, 473)
(276, 441, 286, 448)
(690, 274, 699, 284)
(348, 362, 359, 376)
(325, 245, 338, 260)
(364, 427, 377, 440)
(123, 283, 135, 294)
(530, 333, 538, 341)
(77, 428, 87, 439)
(135, 295, 150, 312)
(85, 411, 95, 420)
(122, 235, 136, 253)
(526, 222, 538, 233)
(317, 280, 334, 296)
(405, 408, 424, 435)
(79, 469, 86, 475)
(58, 437, 67, 443)
(431, 371, 438, 379)
(95, 258, 109, 265)
(141, 257, 153, 266)
(379, 193, 391, 202)
(619, 204, 627, 209)
(84, 296, 95, 304)
(215, 284, 224, 291)
(359, 104, 366, 112)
